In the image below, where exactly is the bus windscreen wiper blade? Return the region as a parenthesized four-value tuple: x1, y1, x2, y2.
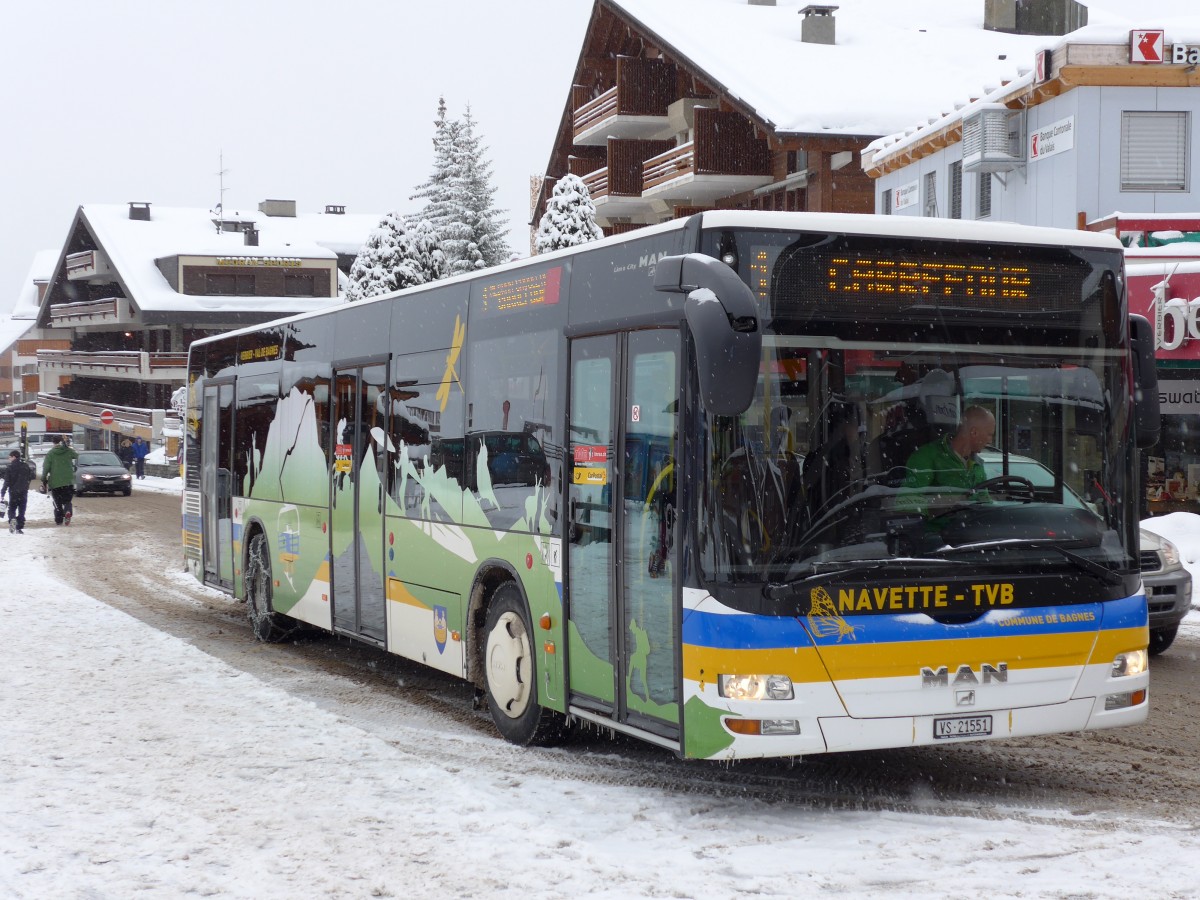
(934, 539, 1123, 585)
(763, 557, 961, 601)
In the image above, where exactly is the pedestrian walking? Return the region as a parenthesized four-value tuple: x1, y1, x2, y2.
(1, 449, 35, 533)
(118, 438, 135, 471)
(132, 435, 149, 479)
(41, 435, 79, 526)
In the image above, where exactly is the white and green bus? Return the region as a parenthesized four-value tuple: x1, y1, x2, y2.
(184, 211, 1159, 760)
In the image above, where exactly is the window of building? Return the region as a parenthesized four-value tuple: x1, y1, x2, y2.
(923, 171, 938, 216)
(205, 273, 255, 295)
(977, 172, 992, 219)
(949, 161, 963, 219)
(1121, 111, 1189, 191)
(882, 189, 892, 215)
(284, 273, 317, 297)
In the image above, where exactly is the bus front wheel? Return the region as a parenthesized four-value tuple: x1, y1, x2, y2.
(483, 582, 565, 746)
(245, 532, 299, 643)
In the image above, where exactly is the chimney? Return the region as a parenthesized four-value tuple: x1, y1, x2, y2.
(128, 202, 151, 221)
(244, 227, 259, 247)
(799, 5, 838, 45)
(324, 204, 346, 215)
(258, 199, 297, 218)
(984, 0, 1086, 36)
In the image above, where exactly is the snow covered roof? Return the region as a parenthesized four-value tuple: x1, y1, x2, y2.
(0, 250, 57, 354)
(860, 2, 1200, 169)
(605, 0, 1199, 140)
(53, 203, 381, 317)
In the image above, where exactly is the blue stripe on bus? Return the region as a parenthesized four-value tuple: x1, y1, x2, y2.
(682, 593, 1145, 650)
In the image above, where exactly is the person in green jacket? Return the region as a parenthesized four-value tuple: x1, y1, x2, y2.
(41, 435, 79, 526)
(898, 405, 995, 516)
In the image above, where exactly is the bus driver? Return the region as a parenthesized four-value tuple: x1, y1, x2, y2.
(899, 405, 995, 514)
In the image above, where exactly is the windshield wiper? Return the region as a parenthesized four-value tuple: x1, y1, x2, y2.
(763, 557, 962, 601)
(933, 539, 1124, 585)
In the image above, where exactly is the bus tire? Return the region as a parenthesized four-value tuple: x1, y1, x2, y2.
(483, 582, 565, 746)
(245, 531, 300, 643)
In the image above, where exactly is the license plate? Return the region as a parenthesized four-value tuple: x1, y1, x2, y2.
(933, 714, 993, 739)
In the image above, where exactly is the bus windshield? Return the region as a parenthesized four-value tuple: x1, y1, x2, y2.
(696, 229, 1136, 595)
(699, 340, 1135, 588)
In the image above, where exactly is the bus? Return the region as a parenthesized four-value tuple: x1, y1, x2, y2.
(183, 211, 1159, 760)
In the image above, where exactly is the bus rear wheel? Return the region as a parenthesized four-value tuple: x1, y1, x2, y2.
(483, 582, 566, 746)
(245, 532, 299, 643)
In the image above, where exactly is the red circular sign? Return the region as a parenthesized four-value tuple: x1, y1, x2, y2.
(99, 410, 114, 425)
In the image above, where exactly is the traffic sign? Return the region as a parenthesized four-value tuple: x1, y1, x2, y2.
(99, 409, 114, 426)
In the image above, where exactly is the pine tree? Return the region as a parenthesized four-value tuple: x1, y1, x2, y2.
(535, 173, 604, 254)
(345, 212, 445, 302)
(459, 105, 510, 268)
(411, 98, 509, 276)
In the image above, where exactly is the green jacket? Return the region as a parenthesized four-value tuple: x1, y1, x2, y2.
(42, 443, 78, 490)
(898, 436, 987, 514)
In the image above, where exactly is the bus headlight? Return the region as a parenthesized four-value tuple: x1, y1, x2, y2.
(1111, 650, 1148, 678)
(718, 674, 794, 701)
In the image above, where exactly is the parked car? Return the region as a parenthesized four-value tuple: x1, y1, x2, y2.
(73, 450, 133, 496)
(979, 451, 1191, 655)
(1139, 528, 1192, 655)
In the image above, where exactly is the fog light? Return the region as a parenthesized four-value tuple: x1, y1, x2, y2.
(1104, 689, 1148, 711)
(723, 718, 800, 736)
(1111, 650, 1148, 677)
(718, 673, 794, 701)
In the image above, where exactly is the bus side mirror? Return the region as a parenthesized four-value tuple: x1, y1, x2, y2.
(654, 253, 761, 417)
(1129, 314, 1160, 449)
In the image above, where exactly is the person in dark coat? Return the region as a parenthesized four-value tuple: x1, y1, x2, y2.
(1, 449, 36, 533)
(118, 438, 135, 472)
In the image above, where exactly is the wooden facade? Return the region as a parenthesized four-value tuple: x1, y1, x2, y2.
(535, 0, 881, 240)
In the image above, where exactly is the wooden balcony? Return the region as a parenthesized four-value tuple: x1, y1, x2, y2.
(48, 297, 129, 327)
(641, 107, 773, 204)
(36, 392, 177, 441)
(573, 58, 678, 146)
(38, 349, 188, 383)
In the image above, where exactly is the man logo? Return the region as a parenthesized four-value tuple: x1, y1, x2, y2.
(956, 690, 976, 707)
(921, 663, 1008, 688)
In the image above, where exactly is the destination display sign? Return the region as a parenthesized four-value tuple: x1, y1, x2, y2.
(480, 266, 563, 315)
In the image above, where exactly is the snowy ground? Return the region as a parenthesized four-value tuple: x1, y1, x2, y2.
(2, 481, 1198, 898)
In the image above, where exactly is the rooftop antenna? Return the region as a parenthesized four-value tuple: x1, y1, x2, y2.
(215, 150, 229, 233)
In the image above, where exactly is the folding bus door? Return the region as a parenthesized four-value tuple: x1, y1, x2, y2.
(566, 330, 680, 741)
(329, 361, 389, 644)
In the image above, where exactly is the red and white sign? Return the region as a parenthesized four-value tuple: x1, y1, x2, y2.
(99, 409, 114, 425)
(1034, 49, 1051, 84)
(1130, 30, 1165, 64)
(573, 445, 607, 464)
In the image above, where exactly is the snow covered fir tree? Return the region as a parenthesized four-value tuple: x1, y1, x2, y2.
(345, 212, 447, 303)
(534, 173, 603, 254)
(410, 97, 509, 276)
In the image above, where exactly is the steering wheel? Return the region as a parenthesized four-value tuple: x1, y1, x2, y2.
(975, 475, 1037, 503)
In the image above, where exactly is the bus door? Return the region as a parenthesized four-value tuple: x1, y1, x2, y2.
(567, 330, 680, 739)
(201, 380, 234, 589)
(329, 361, 389, 644)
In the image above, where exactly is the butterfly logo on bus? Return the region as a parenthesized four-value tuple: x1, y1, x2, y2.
(433, 605, 448, 654)
(807, 586, 858, 643)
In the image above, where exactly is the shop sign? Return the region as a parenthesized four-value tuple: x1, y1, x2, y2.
(1153, 286, 1200, 350)
(1029, 116, 1074, 162)
(1129, 30, 1200, 64)
(894, 179, 919, 211)
(1158, 380, 1200, 414)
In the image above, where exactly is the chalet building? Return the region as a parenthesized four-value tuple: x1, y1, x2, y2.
(0, 251, 72, 445)
(534, 0, 1071, 239)
(32, 200, 378, 448)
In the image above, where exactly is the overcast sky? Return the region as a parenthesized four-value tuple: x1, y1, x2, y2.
(0, 0, 592, 312)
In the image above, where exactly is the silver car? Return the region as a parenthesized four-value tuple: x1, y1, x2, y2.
(979, 451, 1191, 655)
